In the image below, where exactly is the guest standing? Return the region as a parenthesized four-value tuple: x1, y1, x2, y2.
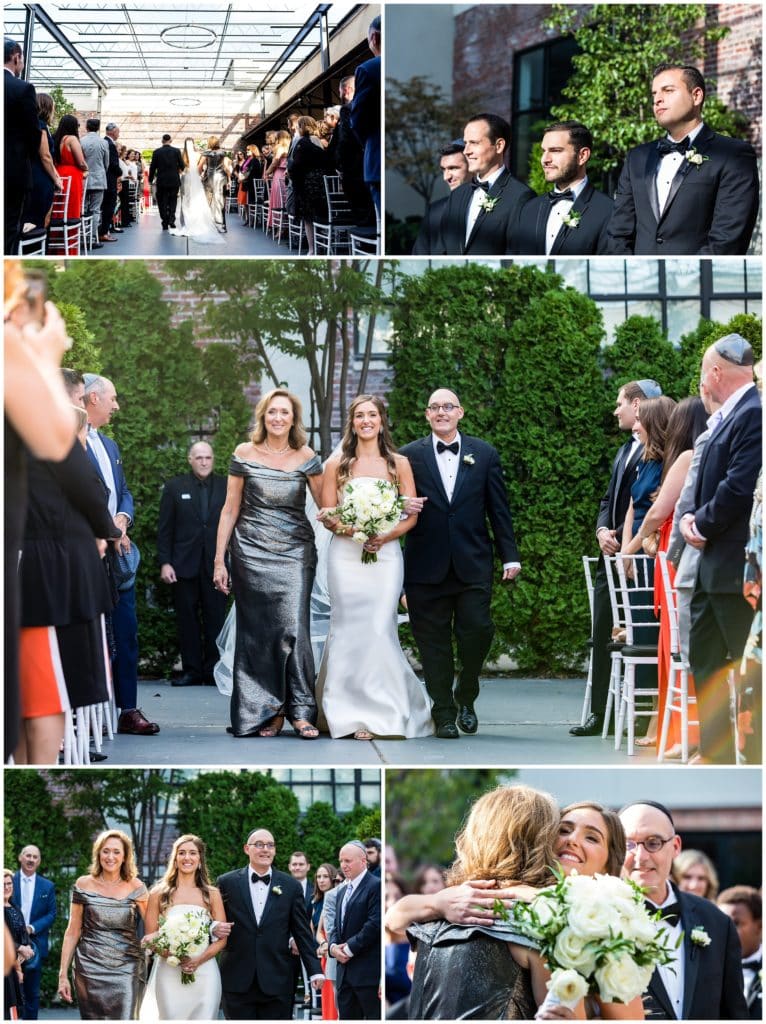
(4, 870, 33, 1020)
(25, 92, 62, 231)
(4, 38, 39, 253)
(213, 389, 323, 738)
(80, 118, 109, 249)
(52, 115, 88, 251)
(287, 116, 332, 254)
(13, 844, 56, 1019)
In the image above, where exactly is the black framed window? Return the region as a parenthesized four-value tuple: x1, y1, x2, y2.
(270, 768, 380, 813)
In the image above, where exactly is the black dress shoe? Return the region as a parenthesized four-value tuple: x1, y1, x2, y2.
(435, 722, 459, 739)
(457, 705, 478, 734)
(569, 713, 604, 737)
(91, 242, 104, 249)
(171, 673, 203, 687)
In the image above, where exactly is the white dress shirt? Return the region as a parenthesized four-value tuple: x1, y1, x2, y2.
(656, 122, 704, 214)
(545, 176, 588, 254)
(20, 872, 36, 927)
(465, 165, 505, 243)
(248, 871, 271, 925)
(647, 887, 685, 1018)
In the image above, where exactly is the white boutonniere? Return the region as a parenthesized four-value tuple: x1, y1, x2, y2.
(685, 147, 710, 168)
(272, 885, 282, 896)
(689, 926, 711, 946)
(463, 454, 475, 465)
(562, 209, 582, 228)
(478, 193, 500, 213)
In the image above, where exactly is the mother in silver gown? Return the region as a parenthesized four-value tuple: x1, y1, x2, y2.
(58, 829, 148, 1020)
(213, 388, 324, 738)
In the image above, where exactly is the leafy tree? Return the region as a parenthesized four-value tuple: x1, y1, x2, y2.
(678, 312, 763, 395)
(297, 803, 348, 870)
(540, 4, 746, 190)
(385, 770, 506, 875)
(164, 259, 393, 457)
(601, 316, 684, 399)
(49, 84, 76, 123)
(352, 807, 381, 845)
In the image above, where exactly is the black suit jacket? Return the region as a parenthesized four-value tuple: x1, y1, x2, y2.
(350, 55, 380, 185)
(436, 168, 534, 255)
(4, 69, 39, 192)
(643, 887, 747, 1020)
(217, 867, 321, 997)
(104, 135, 121, 184)
(400, 434, 519, 585)
(412, 195, 448, 254)
(513, 181, 613, 255)
(148, 144, 185, 188)
(607, 125, 759, 255)
(678, 385, 761, 593)
(596, 437, 644, 543)
(12, 873, 56, 959)
(330, 871, 381, 991)
(156, 471, 227, 578)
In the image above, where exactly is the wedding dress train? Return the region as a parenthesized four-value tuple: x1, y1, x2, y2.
(140, 905, 221, 1021)
(169, 141, 225, 245)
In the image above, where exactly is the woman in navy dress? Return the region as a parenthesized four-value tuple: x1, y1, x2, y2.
(26, 92, 62, 229)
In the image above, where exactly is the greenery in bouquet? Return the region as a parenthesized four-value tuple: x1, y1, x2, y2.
(144, 910, 209, 985)
(323, 478, 405, 564)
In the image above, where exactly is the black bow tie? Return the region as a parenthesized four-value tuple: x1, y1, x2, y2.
(548, 188, 575, 204)
(436, 441, 459, 455)
(472, 179, 490, 192)
(251, 873, 271, 885)
(657, 136, 690, 156)
(646, 900, 681, 927)
(743, 958, 761, 973)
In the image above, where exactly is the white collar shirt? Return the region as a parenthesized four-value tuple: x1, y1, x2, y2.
(249, 869, 271, 925)
(20, 872, 36, 925)
(656, 122, 704, 214)
(545, 175, 588, 254)
(465, 164, 505, 243)
(647, 885, 685, 1019)
(431, 431, 461, 502)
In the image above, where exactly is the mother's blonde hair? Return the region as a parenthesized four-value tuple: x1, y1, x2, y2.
(88, 829, 138, 881)
(446, 785, 559, 888)
(250, 387, 307, 449)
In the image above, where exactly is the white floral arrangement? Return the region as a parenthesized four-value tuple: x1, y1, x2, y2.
(506, 869, 677, 1011)
(689, 926, 711, 947)
(463, 453, 475, 466)
(324, 478, 406, 564)
(272, 885, 283, 896)
(478, 193, 500, 213)
(685, 147, 710, 168)
(145, 910, 209, 985)
(562, 210, 582, 229)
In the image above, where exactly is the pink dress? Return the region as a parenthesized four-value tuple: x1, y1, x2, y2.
(266, 156, 287, 230)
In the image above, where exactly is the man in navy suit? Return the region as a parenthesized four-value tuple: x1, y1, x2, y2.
(619, 801, 747, 1020)
(350, 16, 381, 217)
(679, 335, 761, 763)
(401, 388, 520, 738)
(435, 113, 534, 255)
(329, 841, 381, 1020)
(13, 845, 56, 1019)
(4, 37, 39, 254)
(607, 63, 759, 255)
(157, 441, 227, 687)
(513, 121, 613, 255)
(83, 374, 159, 736)
(412, 141, 471, 254)
(571, 378, 663, 737)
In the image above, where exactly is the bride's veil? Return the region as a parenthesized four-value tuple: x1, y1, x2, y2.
(213, 448, 337, 696)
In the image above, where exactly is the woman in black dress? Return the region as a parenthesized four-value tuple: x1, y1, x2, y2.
(287, 115, 332, 254)
(198, 136, 232, 233)
(3, 870, 34, 1020)
(26, 92, 62, 230)
(213, 388, 324, 739)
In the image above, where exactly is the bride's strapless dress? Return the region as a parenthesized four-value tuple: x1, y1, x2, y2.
(140, 905, 221, 1021)
(316, 480, 433, 738)
(170, 167, 225, 245)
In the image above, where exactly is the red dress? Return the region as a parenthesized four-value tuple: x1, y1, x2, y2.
(55, 138, 84, 254)
(655, 516, 699, 749)
(320, 957, 338, 1019)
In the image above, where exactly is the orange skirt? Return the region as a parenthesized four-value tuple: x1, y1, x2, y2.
(19, 627, 71, 717)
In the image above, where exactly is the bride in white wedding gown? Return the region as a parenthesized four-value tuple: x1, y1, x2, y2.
(315, 395, 433, 739)
(169, 138, 225, 245)
(140, 835, 225, 1021)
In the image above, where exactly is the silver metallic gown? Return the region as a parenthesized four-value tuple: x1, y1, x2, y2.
(72, 885, 147, 1020)
(201, 149, 228, 232)
(228, 455, 322, 735)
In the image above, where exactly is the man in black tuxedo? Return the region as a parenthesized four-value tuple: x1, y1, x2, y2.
(619, 801, 747, 1020)
(4, 37, 39, 254)
(401, 389, 520, 738)
(287, 850, 314, 911)
(412, 141, 471, 254)
(335, 75, 375, 227)
(513, 121, 613, 255)
(217, 828, 323, 1020)
(99, 123, 123, 242)
(435, 113, 533, 255)
(679, 335, 761, 764)
(607, 63, 759, 255)
(571, 378, 663, 737)
(717, 886, 762, 1021)
(157, 441, 227, 687)
(148, 133, 185, 230)
(329, 841, 381, 1020)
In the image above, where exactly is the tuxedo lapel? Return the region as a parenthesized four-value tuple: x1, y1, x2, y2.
(643, 146, 662, 225)
(450, 436, 475, 506)
(465, 169, 509, 251)
(451, 187, 473, 255)
(238, 867, 258, 926)
(661, 126, 715, 221)
(611, 439, 641, 523)
(647, 970, 676, 1020)
(535, 197, 550, 252)
(550, 182, 592, 255)
(680, 890, 702, 1019)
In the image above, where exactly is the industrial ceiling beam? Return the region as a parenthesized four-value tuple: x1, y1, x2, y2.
(24, 3, 109, 91)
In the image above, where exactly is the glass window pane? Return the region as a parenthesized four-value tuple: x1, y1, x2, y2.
(334, 787, 356, 813)
(626, 300, 663, 322)
(712, 263, 745, 293)
(666, 299, 702, 342)
(665, 260, 700, 296)
(511, 111, 543, 180)
(516, 49, 545, 110)
(626, 260, 659, 293)
(333, 769, 355, 783)
(589, 261, 626, 294)
(360, 785, 380, 806)
(312, 784, 333, 805)
(745, 260, 762, 292)
(600, 302, 627, 343)
(747, 299, 762, 317)
(359, 769, 380, 783)
(710, 299, 747, 322)
(548, 38, 579, 99)
(290, 769, 313, 782)
(554, 260, 588, 292)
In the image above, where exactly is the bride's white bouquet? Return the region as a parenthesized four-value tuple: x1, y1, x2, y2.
(327, 479, 406, 564)
(508, 869, 678, 1010)
(145, 911, 208, 985)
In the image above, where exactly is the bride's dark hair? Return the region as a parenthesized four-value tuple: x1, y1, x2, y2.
(337, 394, 398, 492)
(154, 834, 213, 915)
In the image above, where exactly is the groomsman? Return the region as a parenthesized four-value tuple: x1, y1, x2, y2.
(717, 886, 762, 1020)
(148, 134, 185, 230)
(412, 142, 471, 255)
(619, 801, 747, 1019)
(607, 63, 759, 254)
(13, 845, 56, 1019)
(401, 389, 520, 738)
(513, 121, 613, 255)
(435, 113, 533, 255)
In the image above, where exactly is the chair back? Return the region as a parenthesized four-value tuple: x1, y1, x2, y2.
(50, 177, 72, 220)
(613, 554, 659, 647)
(581, 555, 599, 621)
(657, 552, 683, 660)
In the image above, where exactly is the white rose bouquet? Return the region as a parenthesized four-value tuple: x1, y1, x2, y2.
(507, 869, 677, 1012)
(144, 910, 209, 985)
(323, 479, 406, 564)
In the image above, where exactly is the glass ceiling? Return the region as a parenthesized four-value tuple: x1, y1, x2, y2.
(4, 2, 361, 92)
